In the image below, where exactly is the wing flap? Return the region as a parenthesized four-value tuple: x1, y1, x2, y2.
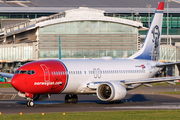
(124, 76, 180, 85)
(86, 76, 180, 90)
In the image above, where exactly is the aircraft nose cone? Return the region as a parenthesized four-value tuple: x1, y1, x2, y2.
(11, 77, 19, 91)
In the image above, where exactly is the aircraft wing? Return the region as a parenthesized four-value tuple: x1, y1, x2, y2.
(156, 62, 180, 67)
(124, 76, 180, 85)
(0, 72, 14, 78)
(87, 76, 180, 89)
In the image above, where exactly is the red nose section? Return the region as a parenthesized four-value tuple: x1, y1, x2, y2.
(11, 60, 68, 94)
(11, 75, 26, 92)
(11, 78, 18, 91)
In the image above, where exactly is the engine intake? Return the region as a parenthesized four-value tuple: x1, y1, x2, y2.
(97, 82, 126, 102)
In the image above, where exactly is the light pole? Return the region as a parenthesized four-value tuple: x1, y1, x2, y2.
(130, 9, 134, 20)
(166, 0, 171, 45)
(146, 3, 151, 27)
(134, 12, 139, 21)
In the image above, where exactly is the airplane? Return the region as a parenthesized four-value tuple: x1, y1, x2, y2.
(1, 2, 180, 107)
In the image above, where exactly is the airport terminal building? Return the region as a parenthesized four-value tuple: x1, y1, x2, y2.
(0, 0, 180, 76)
(0, 7, 142, 60)
(0, 6, 143, 73)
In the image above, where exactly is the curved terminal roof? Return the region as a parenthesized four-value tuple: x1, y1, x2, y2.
(0, 7, 143, 36)
(37, 7, 143, 28)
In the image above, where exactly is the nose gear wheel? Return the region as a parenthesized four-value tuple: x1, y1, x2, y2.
(27, 100, 34, 107)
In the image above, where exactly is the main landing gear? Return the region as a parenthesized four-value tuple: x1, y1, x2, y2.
(27, 99, 34, 107)
(65, 94, 78, 103)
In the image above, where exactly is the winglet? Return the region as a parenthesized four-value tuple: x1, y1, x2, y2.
(157, 2, 164, 10)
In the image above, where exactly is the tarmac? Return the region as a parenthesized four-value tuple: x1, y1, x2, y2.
(0, 84, 180, 114)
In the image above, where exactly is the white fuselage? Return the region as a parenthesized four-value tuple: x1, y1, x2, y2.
(60, 58, 161, 94)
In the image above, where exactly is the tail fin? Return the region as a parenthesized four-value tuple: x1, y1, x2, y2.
(129, 2, 164, 61)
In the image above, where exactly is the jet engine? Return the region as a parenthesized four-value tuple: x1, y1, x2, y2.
(96, 82, 126, 102)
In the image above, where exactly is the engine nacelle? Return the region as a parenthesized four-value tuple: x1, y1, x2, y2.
(96, 82, 126, 102)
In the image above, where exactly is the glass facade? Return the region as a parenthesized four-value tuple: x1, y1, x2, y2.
(159, 46, 180, 62)
(139, 14, 180, 35)
(1, 12, 180, 60)
(39, 21, 138, 59)
(0, 44, 34, 61)
(105, 13, 180, 36)
(0, 13, 54, 28)
(1, 12, 179, 36)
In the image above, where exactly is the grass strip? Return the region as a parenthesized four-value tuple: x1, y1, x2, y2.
(0, 83, 12, 88)
(0, 110, 180, 120)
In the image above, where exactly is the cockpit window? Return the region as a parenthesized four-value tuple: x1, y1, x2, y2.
(15, 70, 20, 74)
(20, 70, 27, 74)
(27, 70, 35, 75)
(15, 70, 35, 75)
(31, 70, 35, 75)
(27, 70, 31, 75)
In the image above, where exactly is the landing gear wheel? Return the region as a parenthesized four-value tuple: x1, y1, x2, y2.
(27, 101, 30, 107)
(27, 100, 34, 107)
(65, 94, 78, 103)
(29, 101, 34, 107)
(65, 94, 71, 103)
(72, 94, 78, 104)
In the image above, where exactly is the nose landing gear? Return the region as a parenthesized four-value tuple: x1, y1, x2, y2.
(65, 94, 78, 103)
(27, 99, 34, 107)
